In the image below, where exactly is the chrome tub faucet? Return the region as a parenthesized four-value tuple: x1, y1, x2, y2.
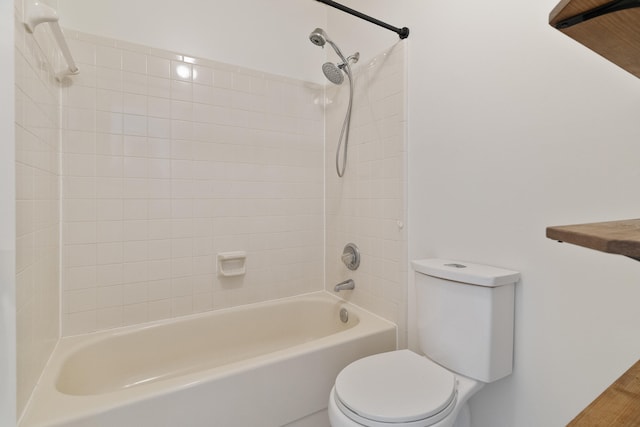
(334, 279, 355, 292)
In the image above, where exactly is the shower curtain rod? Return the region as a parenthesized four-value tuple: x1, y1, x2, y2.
(314, 0, 409, 39)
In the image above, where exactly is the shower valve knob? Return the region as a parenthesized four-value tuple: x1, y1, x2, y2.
(342, 243, 360, 270)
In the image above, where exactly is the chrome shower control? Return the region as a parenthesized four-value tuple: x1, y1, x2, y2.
(342, 243, 360, 270)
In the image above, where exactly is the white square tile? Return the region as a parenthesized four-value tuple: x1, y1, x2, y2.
(96, 134, 123, 156)
(148, 96, 171, 118)
(64, 265, 97, 290)
(96, 45, 122, 69)
(148, 158, 171, 179)
(96, 67, 122, 91)
(96, 263, 123, 287)
(147, 237, 171, 258)
(64, 199, 96, 222)
(171, 61, 192, 81)
(148, 200, 171, 219)
(212, 69, 233, 89)
(123, 200, 148, 220)
(66, 244, 97, 267)
(66, 288, 97, 313)
(64, 85, 96, 109)
(148, 179, 172, 199)
(63, 153, 95, 177)
(123, 220, 149, 242)
(148, 298, 171, 321)
(171, 238, 193, 258)
(147, 56, 170, 78)
(123, 93, 147, 115)
(64, 107, 95, 132)
(171, 295, 193, 317)
(96, 89, 123, 113)
(122, 178, 148, 199)
(193, 292, 213, 313)
(148, 138, 171, 158)
(123, 303, 148, 326)
(96, 111, 123, 134)
(147, 76, 170, 98)
(171, 257, 193, 278)
(123, 136, 148, 157)
(122, 51, 147, 74)
(97, 242, 123, 265)
(95, 306, 123, 329)
(65, 310, 97, 336)
(193, 85, 212, 105)
(123, 281, 148, 304)
(171, 80, 192, 101)
(64, 222, 97, 245)
(148, 260, 171, 281)
(123, 114, 147, 136)
(148, 118, 170, 139)
(123, 72, 147, 95)
(95, 177, 123, 199)
(171, 100, 192, 121)
(96, 220, 123, 243)
(63, 130, 96, 155)
(193, 65, 213, 86)
(124, 157, 148, 178)
(93, 198, 123, 223)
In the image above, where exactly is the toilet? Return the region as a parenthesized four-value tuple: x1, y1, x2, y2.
(328, 259, 520, 427)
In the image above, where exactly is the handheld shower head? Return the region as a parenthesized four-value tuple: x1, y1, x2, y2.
(307, 27, 356, 178)
(309, 28, 328, 47)
(322, 62, 344, 85)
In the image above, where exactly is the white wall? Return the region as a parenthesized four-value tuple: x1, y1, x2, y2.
(1, 0, 16, 425)
(58, 0, 327, 83)
(330, 1, 640, 426)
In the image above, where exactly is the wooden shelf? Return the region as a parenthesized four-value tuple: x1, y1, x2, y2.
(546, 218, 640, 260)
(549, 0, 640, 78)
(568, 359, 640, 425)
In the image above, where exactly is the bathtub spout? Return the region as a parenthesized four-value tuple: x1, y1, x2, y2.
(334, 279, 355, 292)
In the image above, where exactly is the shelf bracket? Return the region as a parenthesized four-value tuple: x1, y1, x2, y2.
(554, 0, 640, 29)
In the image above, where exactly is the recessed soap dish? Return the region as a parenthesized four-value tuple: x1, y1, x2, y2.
(217, 251, 247, 277)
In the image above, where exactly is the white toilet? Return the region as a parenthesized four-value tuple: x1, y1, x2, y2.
(328, 258, 520, 427)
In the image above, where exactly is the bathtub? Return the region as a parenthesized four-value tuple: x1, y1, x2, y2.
(20, 292, 396, 427)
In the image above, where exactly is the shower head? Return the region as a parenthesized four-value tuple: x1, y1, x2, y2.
(309, 28, 328, 47)
(309, 28, 359, 85)
(322, 62, 344, 85)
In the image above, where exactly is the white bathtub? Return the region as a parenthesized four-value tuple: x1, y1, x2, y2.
(20, 292, 396, 427)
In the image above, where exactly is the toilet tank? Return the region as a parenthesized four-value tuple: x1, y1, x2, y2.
(412, 259, 520, 383)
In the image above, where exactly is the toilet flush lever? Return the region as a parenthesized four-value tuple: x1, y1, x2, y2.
(341, 243, 360, 270)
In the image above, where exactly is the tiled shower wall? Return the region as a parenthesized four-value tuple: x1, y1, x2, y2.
(60, 30, 324, 335)
(14, 0, 61, 414)
(325, 42, 408, 346)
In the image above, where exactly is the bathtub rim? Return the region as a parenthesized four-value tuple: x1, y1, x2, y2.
(20, 290, 397, 427)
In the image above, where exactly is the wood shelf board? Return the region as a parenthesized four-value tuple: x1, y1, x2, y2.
(568, 359, 640, 425)
(549, 0, 640, 78)
(546, 218, 640, 259)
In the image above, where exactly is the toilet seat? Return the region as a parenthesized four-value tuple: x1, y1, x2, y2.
(333, 350, 458, 427)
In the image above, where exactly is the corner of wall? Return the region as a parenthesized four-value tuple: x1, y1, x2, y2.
(1, 1, 17, 426)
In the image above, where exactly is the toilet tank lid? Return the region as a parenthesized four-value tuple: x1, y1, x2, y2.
(412, 259, 520, 287)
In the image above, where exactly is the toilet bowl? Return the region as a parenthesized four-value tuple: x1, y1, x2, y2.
(328, 259, 520, 427)
(328, 350, 483, 427)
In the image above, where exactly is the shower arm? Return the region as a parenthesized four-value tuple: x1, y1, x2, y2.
(314, 0, 409, 39)
(327, 39, 350, 68)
